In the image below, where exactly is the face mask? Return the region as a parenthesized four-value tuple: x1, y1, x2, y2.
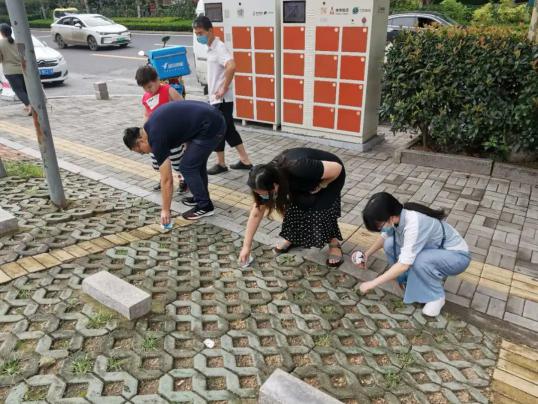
(259, 193, 271, 201)
(196, 35, 209, 45)
(380, 221, 393, 234)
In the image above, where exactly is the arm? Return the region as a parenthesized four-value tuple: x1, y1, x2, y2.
(239, 203, 267, 263)
(319, 161, 343, 187)
(168, 86, 183, 101)
(355, 235, 385, 269)
(214, 60, 236, 99)
(159, 159, 173, 225)
(359, 262, 411, 294)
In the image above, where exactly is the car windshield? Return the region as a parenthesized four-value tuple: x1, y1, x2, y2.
(82, 15, 115, 27)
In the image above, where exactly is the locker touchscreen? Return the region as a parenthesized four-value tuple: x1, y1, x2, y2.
(283, 1, 306, 23)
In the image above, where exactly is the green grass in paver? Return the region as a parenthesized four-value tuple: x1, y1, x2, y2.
(142, 335, 159, 351)
(71, 355, 93, 375)
(24, 385, 48, 401)
(397, 351, 415, 367)
(0, 359, 21, 376)
(115, 249, 129, 256)
(384, 371, 401, 389)
(87, 311, 114, 329)
(107, 357, 126, 372)
(313, 334, 332, 347)
(4, 161, 43, 178)
(16, 289, 31, 299)
(320, 304, 336, 315)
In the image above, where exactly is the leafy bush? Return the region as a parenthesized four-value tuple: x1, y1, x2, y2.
(390, 0, 422, 11)
(437, 0, 471, 22)
(381, 27, 538, 158)
(472, 0, 531, 25)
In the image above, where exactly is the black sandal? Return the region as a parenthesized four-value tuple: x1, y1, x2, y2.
(273, 241, 294, 255)
(326, 241, 344, 268)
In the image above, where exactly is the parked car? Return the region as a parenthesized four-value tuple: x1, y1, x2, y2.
(51, 14, 131, 51)
(52, 7, 78, 22)
(33, 36, 68, 84)
(386, 11, 457, 42)
(193, 0, 208, 92)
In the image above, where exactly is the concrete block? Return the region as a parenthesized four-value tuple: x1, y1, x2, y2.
(259, 369, 343, 404)
(94, 81, 110, 100)
(400, 149, 493, 176)
(0, 208, 18, 236)
(82, 271, 151, 320)
(492, 163, 538, 186)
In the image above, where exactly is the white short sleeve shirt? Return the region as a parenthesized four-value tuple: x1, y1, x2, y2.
(207, 37, 234, 105)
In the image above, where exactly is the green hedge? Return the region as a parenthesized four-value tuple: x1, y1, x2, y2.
(381, 27, 538, 158)
(27, 17, 193, 32)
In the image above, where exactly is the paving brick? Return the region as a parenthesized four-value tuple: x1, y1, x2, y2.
(487, 298, 506, 319)
(33, 253, 62, 268)
(64, 244, 90, 258)
(0, 207, 18, 236)
(477, 278, 509, 301)
(471, 292, 490, 313)
(522, 300, 538, 322)
(504, 312, 538, 332)
(0, 262, 27, 278)
(17, 257, 46, 273)
(457, 279, 478, 298)
(82, 271, 151, 320)
(0, 270, 10, 283)
(506, 295, 525, 316)
(48, 249, 75, 262)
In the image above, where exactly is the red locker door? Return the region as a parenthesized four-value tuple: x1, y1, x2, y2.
(337, 109, 362, 133)
(234, 52, 252, 74)
(283, 103, 303, 125)
(232, 27, 251, 49)
(315, 55, 338, 78)
(283, 53, 305, 76)
(316, 27, 340, 52)
(235, 76, 253, 97)
(214, 27, 225, 42)
(256, 77, 275, 99)
(283, 26, 305, 50)
(313, 106, 335, 129)
(254, 27, 274, 50)
(342, 27, 368, 53)
(236, 98, 254, 120)
(338, 83, 364, 107)
(256, 101, 275, 122)
(314, 81, 337, 105)
(283, 78, 304, 101)
(340, 56, 366, 81)
(255, 53, 275, 75)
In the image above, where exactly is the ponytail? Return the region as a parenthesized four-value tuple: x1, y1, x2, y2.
(0, 24, 14, 44)
(403, 202, 446, 220)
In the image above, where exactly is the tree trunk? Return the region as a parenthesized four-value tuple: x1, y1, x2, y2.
(529, 0, 538, 44)
(0, 158, 7, 178)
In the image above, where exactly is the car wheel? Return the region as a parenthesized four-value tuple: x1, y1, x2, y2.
(87, 36, 99, 51)
(119, 43, 129, 48)
(55, 34, 67, 49)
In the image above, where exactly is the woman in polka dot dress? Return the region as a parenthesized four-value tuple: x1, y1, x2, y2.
(239, 147, 346, 268)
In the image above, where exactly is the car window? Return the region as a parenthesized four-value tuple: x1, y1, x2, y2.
(389, 16, 418, 28)
(418, 17, 439, 28)
(72, 19, 84, 26)
(59, 17, 72, 25)
(83, 15, 115, 27)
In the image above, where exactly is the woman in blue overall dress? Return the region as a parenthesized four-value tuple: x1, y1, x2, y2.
(356, 192, 471, 317)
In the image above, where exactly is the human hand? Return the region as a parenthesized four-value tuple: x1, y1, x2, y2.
(239, 245, 251, 266)
(214, 86, 227, 100)
(353, 251, 369, 269)
(160, 209, 171, 225)
(359, 280, 375, 294)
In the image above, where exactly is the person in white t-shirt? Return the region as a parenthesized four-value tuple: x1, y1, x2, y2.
(193, 16, 253, 175)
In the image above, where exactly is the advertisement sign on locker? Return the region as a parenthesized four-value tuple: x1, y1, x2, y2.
(205, 0, 282, 128)
(281, 0, 389, 150)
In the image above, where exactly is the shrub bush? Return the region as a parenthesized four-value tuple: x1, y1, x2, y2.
(381, 27, 538, 158)
(472, 0, 531, 25)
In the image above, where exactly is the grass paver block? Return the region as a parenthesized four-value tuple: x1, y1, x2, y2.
(0, 208, 18, 236)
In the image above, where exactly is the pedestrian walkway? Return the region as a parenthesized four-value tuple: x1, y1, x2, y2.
(0, 96, 538, 338)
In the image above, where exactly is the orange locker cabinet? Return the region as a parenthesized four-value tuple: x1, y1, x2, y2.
(232, 27, 252, 49)
(340, 56, 366, 81)
(338, 83, 364, 108)
(235, 76, 253, 97)
(337, 109, 362, 133)
(283, 78, 304, 101)
(316, 27, 340, 52)
(315, 55, 338, 78)
(214, 27, 225, 42)
(313, 106, 335, 129)
(283, 53, 305, 76)
(342, 27, 368, 53)
(256, 101, 276, 122)
(256, 77, 275, 99)
(254, 27, 274, 50)
(235, 98, 254, 120)
(234, 52, 252, 74)
(283, 103, 303, 125)
(314, 81, 337, 105)
(283, 26, 305, 50)
(254, 53, 275, 75)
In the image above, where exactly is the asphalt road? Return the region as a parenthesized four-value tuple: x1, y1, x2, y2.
(30, 29, 202, 98)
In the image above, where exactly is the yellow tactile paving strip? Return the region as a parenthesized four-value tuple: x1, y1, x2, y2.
(1, 120, 538, 305)
(0, 219, 191, 284)
(492, 340, 538, 404)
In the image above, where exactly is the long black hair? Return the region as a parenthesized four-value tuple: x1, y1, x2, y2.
(247, 153, 293, 217)
(363, 192, 446, 232)
(0, 24, 14, 44)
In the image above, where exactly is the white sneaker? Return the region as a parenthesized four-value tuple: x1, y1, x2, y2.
(422, 297, 445, 317)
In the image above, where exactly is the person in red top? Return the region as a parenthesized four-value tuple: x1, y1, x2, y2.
(136, 65, 188, 193)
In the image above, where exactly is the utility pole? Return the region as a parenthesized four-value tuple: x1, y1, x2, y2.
(529, 0, 538, 44)
(0, 158, 7, 178)
(6, 0, 67, 208)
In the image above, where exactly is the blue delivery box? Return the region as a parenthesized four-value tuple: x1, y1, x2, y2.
(146, 46, 191, 80)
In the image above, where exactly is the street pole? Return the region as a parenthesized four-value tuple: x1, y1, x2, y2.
(0, 158, 7, 178)
(6, 0, 67, 208)
(529, 0, 538, 43)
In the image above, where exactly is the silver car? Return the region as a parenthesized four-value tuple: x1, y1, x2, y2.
(51, 14, 131, 51)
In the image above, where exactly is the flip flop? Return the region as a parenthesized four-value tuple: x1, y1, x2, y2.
(326, 241, 344, 268)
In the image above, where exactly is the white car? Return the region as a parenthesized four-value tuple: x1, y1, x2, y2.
(33, 36, 68, 84)
(193, 0, 208, 89)
(51, 14, 131, 51)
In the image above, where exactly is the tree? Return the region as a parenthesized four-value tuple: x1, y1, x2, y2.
(529, 0, 538, 43)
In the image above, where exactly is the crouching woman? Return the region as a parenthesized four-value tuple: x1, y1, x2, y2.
(356, 192, 470, 317)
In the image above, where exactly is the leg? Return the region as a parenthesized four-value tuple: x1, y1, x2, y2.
(179, 141, 215, 210)
(234, 143, 252, 166)
(404, 249, 471, 305)
(220, 102, 252, 167)
(5, 74, 30, 106)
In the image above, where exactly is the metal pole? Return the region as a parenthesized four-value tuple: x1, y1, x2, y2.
(0, 158, 7, 178)
(6, 0, 67, 208)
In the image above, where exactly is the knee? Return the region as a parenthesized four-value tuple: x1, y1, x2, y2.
(383, 237, 395, 256)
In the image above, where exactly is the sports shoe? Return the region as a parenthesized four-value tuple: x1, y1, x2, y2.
(230, 161, 253, 170)
(181, 196, 197, 207)
(182, 206, 215, 220)
(422, 297, 446, 317)
(177, 179, 188, 194)
(207, 164, 229, 175)
(153, 183, 161, 191)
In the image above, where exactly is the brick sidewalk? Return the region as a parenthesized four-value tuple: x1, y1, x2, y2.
(1, 96, 538, 335)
